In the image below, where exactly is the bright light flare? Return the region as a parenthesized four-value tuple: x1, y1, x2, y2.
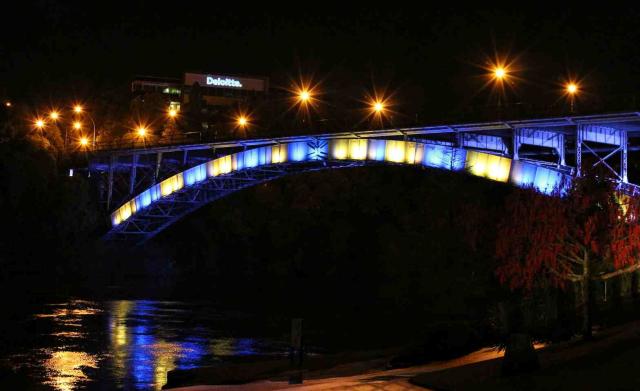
(493, 66, 507, 81)
(79, 137, 89, 147)
(237, 115, 248, 127)
(49, 111, 59, 120)
(566, 82, 579, 95)
(137, 126, 147, 137)
(35, 118, 46, 129)
(373, 101, 385, 113)
(5, 101, 11, 107)
(298, 89, 311, 103)
(168, 108, 177, 118)
(73, 121, 82, 130)
(73, 105, 83, 114)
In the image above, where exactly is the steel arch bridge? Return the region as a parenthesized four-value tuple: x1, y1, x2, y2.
(84, 112, 640, 243)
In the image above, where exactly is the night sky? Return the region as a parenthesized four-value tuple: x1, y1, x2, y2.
(4, 5, 640, 120)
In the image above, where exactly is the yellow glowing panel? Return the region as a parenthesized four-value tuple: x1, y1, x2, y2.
(218, 156, 232, 174)
(128, 199, 137, 215)
(404, 142, 417, 164)
(121, 203, 132, 221)
(487, 155, 511, 182)
(466, 151, 486, 177)
(175, 173, 184, 190)
(208, 159, 220, 177)
(385, 141, 406, 163)
(331, 139, 349, 160)
(160, 177, 173, 196)
(348, 139, 368, 160)
(465, 151, 511, 182)
(160, 174, 184, 196)
(271, 144, 287, 164)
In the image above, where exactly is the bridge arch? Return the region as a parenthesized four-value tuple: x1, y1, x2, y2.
(107, 138, 572, 242)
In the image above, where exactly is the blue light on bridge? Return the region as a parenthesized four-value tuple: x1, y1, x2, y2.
(184, 164, 207, 186)
(308, 140, 328, 160)
(288, 142, 309, 162)
(423, 144, 448, 168)
(243, 149, 259, 168)
(110, 137, 574, 229)
(367, 139, 386, 161)
(510, 160, 568, 195)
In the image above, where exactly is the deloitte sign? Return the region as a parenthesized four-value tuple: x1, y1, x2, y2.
(206, 76, 243, 88)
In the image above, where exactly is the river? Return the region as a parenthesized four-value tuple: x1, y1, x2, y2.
(0, 299, 290, 390)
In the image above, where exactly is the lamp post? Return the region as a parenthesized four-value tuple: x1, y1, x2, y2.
(566, 82, 579, 113)
(73, 105, 97, 148)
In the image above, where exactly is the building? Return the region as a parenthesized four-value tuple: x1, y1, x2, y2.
(131, 72, 270, 113)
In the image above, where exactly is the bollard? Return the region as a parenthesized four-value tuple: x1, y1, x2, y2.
(289, 318, 303, 384)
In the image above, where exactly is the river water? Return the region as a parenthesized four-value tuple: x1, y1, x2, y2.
(0, 299, 290, 390)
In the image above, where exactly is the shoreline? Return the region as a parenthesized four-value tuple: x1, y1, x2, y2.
(166, 319, 640, 390)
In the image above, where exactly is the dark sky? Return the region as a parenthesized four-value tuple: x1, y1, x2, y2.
(3, 4, 640, 118)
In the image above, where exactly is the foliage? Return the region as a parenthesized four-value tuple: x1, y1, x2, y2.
(495, 173, 640, 291)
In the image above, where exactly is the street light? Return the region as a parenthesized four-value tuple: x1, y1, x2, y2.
(372, 101, 385, 114)
(49, 111, 59, 120)
(493, 66, 507, 81)
(34, 118, 45, 129)
(298, 89, 311, 104)
(73, 121, 82, 130)
(5, 101, 12, 107)
(79, 136, 89, 147)
(168, 108, 178, 118)
(237, 115, 248, 128)
(137, 126, 147, 137)
(565, 81, 580, 113)
(73, 105, 83, 114)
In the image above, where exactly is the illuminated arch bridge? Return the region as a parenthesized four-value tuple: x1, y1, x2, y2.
(107, 138, 572, 242)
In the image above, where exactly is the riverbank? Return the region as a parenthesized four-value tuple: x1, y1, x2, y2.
(166, 319, 640, 390)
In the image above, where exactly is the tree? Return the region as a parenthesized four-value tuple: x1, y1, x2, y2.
(495, 172, 640, 339)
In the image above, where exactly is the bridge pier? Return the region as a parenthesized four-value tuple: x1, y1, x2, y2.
(154, 153, 163, 184)
(129, 154, 139, 195)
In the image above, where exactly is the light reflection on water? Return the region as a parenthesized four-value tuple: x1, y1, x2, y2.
(5, 299, 286, 390)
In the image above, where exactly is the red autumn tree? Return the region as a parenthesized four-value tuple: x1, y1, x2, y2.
(495, 172, 640, 339)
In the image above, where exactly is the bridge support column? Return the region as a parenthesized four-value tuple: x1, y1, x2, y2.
(512, 129, 520, 160)
(107, 155, 115, 210)
(577, 124, 627, 181)
(154, 152, 162, 184)
(129, 154, 138, 195)
(576, 125, 583, 177)
(622, 130, 628, 183)
(182, 150, 188, 166)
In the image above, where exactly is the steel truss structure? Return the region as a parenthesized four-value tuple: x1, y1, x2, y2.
(75, 111, 640, 243)
(103, 161, 364, 242)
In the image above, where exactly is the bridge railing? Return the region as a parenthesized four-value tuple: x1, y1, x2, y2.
(93, 131, 209, 151)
